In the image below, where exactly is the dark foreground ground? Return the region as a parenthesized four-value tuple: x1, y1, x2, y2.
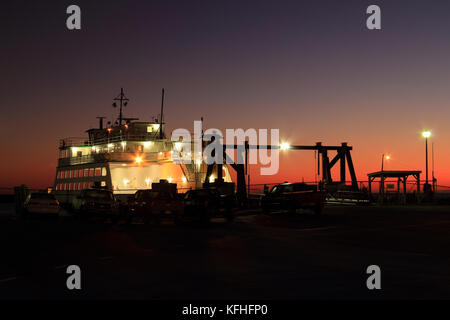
(0, 204, 449, 299)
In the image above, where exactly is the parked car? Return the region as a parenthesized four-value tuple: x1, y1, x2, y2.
(127, 189, 183, 224)
(24, 192, 60, 216)
(72, 189, 119, 222)
(180, 188, 234, 223)
(261, 182, 326, 214)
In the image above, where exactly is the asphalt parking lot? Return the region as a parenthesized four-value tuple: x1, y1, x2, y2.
(0, 204, 450, 299)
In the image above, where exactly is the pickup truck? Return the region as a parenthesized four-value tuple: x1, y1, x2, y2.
(72, 188, 120, 222)
(180, 188, 234, 224)
(261, 182, 326, 214)
(127, 189, 183, 224)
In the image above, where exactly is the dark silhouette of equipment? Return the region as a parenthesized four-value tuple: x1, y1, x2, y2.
(96, 117, 106, 129)
(203, 142, 358, 207)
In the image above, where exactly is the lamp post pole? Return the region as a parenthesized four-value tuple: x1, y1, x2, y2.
(422, 131, 431, 192)
(425, 136, 429, 188)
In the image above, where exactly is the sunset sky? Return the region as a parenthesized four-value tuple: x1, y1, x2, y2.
(1, 0, 450, 189)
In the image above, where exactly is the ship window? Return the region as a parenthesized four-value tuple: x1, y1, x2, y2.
(73, 183, 78, 191)
(84, 169, 89, 177)
(137, 145, 143, 152)
(67, 183, 72, 191)
(83, 182, 88, 189)
(79, 169, 83, 177)
(73, 170, 77, 178)
(89, 168, 95, 177)
(102, 167, 107, 176)
(95, 168, 101, 177)
(69, 170, 72, 179)
(77, 151, 82, 157)
(101, 181, 106, 187)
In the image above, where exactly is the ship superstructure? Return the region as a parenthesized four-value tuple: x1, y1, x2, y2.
(53, 89, 232, 203)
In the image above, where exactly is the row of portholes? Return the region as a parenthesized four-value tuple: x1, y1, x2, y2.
(57, 167, 107, 179)
(55, 181, 107, 191)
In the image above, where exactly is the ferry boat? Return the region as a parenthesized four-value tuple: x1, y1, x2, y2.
(53, 89, 232, 204)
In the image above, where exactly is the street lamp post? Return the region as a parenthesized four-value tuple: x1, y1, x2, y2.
(422, 131, 431, 192)
(381, 154, 390, 172)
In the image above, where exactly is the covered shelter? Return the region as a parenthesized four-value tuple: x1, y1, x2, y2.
(367, 170, 421, 204)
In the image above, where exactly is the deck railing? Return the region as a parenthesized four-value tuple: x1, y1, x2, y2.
(58, 151, 172, 166)
(59, 134, 169, 148)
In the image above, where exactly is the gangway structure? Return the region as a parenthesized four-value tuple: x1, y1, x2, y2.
(204, 142, 358, 205)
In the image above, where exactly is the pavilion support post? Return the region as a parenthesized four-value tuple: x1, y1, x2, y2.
(403, 176, 407, 204)
(416, 173, 421, 204)
(416, 174, 420, 193)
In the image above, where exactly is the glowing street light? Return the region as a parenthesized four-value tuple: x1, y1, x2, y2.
(135, 156, 142, 164)
(280, 142, 291, 151)
(381, 154, 390, 172)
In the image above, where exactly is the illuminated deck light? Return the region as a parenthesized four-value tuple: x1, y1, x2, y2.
(280, 142, 291, 150)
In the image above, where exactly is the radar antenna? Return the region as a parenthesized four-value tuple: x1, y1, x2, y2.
(112, 88, 129, 126)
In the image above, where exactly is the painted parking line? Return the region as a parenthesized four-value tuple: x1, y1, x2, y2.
(54, 264, 70, 270)
(0, 276, 18, 283)
(301, 226, 338, 232)
(99, 256, 114, 261)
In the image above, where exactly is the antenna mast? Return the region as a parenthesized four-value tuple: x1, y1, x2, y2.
(113, 88, 129, 126)
(159, 88, 165, 139)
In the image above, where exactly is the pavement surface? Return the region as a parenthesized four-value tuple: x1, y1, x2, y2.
(0, 203, 450, 299)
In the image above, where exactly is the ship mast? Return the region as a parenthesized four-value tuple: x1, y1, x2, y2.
(112, 88, 129, 126)
(159, 88, 165, 139)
